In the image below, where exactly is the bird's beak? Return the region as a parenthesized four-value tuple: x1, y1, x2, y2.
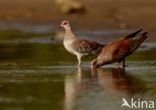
(91, 59, 97, 68)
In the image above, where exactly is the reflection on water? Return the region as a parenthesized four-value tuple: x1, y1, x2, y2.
(91, 68, 142, 96)
(64, 68, 151, 110)
(0, 42, 155, 110)
(0, 67, 155, 110)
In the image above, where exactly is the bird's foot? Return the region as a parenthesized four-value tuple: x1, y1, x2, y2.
(117, 60, 127, 68)
(117, 64, 125, 68)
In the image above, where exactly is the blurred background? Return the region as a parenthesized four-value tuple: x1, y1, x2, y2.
(0, 0, 156, 41)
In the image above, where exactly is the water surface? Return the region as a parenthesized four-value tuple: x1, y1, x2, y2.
(0, 34, 155, 110)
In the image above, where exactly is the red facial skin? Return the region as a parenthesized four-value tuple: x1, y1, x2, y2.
(61, 21, 69, 27)
(91, 59, 97, 68)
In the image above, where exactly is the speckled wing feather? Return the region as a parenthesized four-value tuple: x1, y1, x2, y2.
(71, 39, 103, 54)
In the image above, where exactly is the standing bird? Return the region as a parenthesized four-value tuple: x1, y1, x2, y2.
(91, 29, 148, 68)
(61, 21, 104, 67)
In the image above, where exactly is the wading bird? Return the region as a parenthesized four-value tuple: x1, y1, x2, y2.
(91, 29, 148, 68)
(61, 21, 104, 67)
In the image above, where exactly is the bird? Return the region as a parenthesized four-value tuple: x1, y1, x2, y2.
(91, 29, 148, 68)
(60, 21, 104, 67)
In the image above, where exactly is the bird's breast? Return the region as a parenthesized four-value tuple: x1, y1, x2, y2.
(63, 39, 76, 55)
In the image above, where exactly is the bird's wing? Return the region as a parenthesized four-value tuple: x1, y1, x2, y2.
(71, 39, 103, 54)
(112, 39, 132, 60)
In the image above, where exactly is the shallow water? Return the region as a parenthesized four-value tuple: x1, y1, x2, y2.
(0, 36, 155, 110)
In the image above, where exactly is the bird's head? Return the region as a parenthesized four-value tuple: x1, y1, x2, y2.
(61, 21, 71, 29)
(91, 58, 105, 68)
(91, 59, 98, 68)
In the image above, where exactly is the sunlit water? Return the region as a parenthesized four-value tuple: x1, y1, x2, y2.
(0, 37, 155, 110)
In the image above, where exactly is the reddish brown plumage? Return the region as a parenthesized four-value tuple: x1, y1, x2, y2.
(112, 39, 132, 59)
(91, 30, 148, 68)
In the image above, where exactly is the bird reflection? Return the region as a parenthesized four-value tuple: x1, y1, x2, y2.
(64, 67, 145, 110)
(64, 67, 91, 110)
(91, 68, 140, 96)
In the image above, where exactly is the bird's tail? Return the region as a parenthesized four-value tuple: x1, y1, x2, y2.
(135, 31, 148, 45)
(125, 29, 143, 39)
(130, 31, 148, 52)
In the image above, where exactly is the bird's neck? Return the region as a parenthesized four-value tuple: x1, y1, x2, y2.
(64, 27, 77, 40)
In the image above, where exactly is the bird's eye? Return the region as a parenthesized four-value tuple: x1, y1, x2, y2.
(63, 22, 68, 25)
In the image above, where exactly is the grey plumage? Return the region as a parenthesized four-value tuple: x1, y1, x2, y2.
(61, 21, 104, 67)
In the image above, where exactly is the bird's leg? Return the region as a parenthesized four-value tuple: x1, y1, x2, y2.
(117, 61, 122, 68)
(77, 55, 82, 67)
(77, 67, 82, 82)
(117, 59, 125, 68)
(123, 58, 125, 68)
